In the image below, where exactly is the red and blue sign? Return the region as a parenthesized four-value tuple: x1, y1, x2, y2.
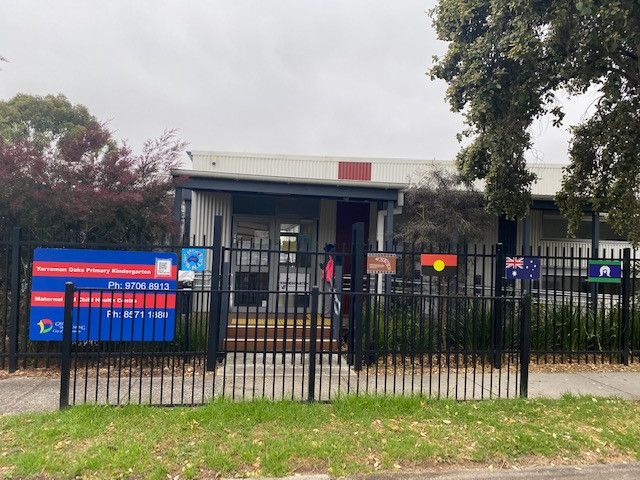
(29, 248, 177, 342)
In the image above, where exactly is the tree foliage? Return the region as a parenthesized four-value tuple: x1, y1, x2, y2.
(0, 94, 185, 243)
(397, 169, 491, 245)
(0, 94, 100, 152)
(431, 0, 640, 242)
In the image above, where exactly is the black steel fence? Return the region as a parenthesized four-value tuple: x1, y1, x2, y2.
(1, 220, 638, 407)
(59, 284, 527, 407)
(0, 227, 217, 371)
(51, 220, 637, 407)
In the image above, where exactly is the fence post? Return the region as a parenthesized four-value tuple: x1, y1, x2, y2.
(620, 248, 631, 365)
(8, 226, 21, 373)
(332, 262, 343, 341)
(206, 216, 224, 371)
(307, 286, 319, 402)
(492, 243, 505, 369)
(519, 293, 532, 397)
(219, 261, 231, 349)
(350, 222, 365, 371)
(59, 282, 74, 409)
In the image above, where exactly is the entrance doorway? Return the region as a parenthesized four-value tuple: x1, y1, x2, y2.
(230, 215, 317, 312)
(335, 201, 371, 314)
(335, 201, 370, 251)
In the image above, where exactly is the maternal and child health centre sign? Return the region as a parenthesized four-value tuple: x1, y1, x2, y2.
(29, 248, 177, 342)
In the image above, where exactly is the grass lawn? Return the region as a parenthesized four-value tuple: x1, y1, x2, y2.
(1, 395, 640, 479)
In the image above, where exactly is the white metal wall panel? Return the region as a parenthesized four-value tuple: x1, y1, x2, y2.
(530, 210, 543, 248)
(188, 151, 565, 198)
(190, 191, 232, 250)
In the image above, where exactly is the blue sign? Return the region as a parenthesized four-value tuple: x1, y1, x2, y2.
(181, 248, 206, 271)
(588, 260, 622, 283)
(505, 256, 540, 280)
(29, 248, 177, 341)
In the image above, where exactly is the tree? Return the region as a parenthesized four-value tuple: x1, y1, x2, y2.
(397, 169, 492, 246)
(0, 94, 185, 243)
(431, 1, 640, 242)
(0, 94, 100, 152)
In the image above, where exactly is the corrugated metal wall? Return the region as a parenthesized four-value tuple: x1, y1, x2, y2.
(338, 161, 372, 180)
(189, 151, 564, 197)
(190, 191, 232, 250)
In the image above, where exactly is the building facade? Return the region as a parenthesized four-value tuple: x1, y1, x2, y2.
(172, 151, 633, 310)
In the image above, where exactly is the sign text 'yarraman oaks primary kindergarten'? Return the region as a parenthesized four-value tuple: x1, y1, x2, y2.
(29, 248, 177, 342)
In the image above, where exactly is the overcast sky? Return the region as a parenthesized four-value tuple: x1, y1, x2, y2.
(1, 0, 597, 163)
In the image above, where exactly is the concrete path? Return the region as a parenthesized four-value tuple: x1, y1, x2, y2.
(225, 463, 640, 480)
(1, 369, 640, 415)
(360, 462, 640, 479)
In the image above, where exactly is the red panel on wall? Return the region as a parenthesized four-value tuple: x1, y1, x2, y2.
(338, 161, 372, 181)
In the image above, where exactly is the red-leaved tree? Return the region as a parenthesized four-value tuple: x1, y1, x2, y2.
(0, 94, 186, 243)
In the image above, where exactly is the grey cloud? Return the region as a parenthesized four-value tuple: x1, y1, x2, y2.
(0, 0, 590, 163)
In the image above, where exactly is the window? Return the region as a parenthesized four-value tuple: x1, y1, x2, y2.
(541, 213, 624, 241)
(234, 219, 270, 266)
(278, 221, 313, 267)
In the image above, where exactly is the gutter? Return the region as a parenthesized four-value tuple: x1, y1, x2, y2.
(171, 168, 407, 190)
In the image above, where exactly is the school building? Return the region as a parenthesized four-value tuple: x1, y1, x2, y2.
(171, 151, 631, 307)
(172, 151, 625, 252)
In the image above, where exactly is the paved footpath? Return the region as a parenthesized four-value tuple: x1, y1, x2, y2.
(239, 463, 640, 479)
(359, 461, 640, 479)
(2, 371, 640, 415)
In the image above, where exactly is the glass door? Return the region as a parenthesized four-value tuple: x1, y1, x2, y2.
(277, 220, 316, 310)
(232, 217, 274, 309)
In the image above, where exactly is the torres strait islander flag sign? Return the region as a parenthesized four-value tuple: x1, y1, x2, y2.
(29, 248, 177, 342)
(420, 253, 458, 277)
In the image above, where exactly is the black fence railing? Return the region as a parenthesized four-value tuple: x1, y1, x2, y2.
(0, 227, 217, 372)
(50, 220, 636, 407)
(2, 220, 639, 384)
(59, 284, 527, 407)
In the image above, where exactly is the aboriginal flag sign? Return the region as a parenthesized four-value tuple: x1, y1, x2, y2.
(421, 254, 458, 277)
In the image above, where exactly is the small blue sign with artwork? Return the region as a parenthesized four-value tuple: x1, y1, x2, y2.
(181, 248, 206, 271)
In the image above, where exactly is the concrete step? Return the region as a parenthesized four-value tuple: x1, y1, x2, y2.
(227, 315, 332, 327)
(225, 324, 333, 338)
(221, 352, 349, 366)
(224, 338, 339, 353)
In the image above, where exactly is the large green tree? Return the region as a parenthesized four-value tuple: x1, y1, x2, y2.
(0, 93, 100, 152)
(431, 1, 640, 242)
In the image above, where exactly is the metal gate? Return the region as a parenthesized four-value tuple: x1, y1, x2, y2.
(58, 284, 528, 407)
(58, 222, 529, 407)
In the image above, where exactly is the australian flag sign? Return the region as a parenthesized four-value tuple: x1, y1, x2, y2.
(505, 256, 540, 280)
